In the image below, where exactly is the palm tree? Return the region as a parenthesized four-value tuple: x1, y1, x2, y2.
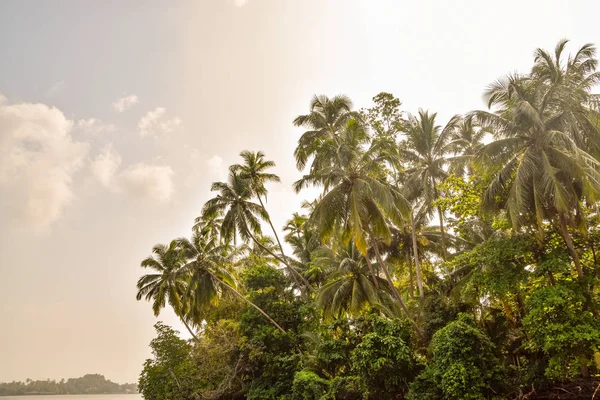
(295, 118, 417, 325)
(192, 209, 223, 240)
(284, 212, 323, 284)
(402, 110, 460, 260)
(391, 202, 464, 300)
(177, 230, 287, 334)
(293, 94, 357, 172)
(474, 62, 600, 279)
(446, 116, 488, 177)
(284, 212, 312, 263)
(530, 39, 600, 158)
(202, 171, 266, 246)
(231, 150, 313, 291)
(202, 171, 312, 291)
(136, 241, 199, 341)
(315, 242, 392, 318)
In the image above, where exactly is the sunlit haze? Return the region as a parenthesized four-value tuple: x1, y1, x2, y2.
(1, 0, 599, 383)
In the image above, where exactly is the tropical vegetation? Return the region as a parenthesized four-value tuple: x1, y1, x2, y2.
(136, 40, 600, 399)
(0, 374, 137, 396)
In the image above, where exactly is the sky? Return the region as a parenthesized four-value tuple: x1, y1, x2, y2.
(1, 0, 599, 384)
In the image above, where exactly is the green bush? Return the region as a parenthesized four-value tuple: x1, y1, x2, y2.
(291, 370, 330, 400)
(408, 314, 506, 400)
(523, 283, 600, 379)
(350, 315, 417, 399)
(240, 259, 305, 400)
(138, 323, 197, 400)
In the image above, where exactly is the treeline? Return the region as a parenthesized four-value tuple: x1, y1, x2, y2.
(0, 374, 138, 396)
(136, 39, 600, 399)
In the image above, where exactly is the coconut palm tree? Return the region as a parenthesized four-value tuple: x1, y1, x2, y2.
(202, 171, 266, 246)
(293, 94, 358, 172)
(202, 171, 312, 292)
(474, 68, 600, 279)
(295, 118, 417, 325)
(177, 230, 287, 334)
(230, 150, 313, 291)
(530, 39, 600, 157)
(402, 110, 460, 260)
(389, 202, 465, 300)
(284, 212, 324, 285)
(315, 242, 392, 318)
(135, 240, 199, 341)
(446, 116, 488, 177)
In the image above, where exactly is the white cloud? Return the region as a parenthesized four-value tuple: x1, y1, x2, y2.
(75, 118, 117, 135)
(119, 163, 174, 203)
(112, 95, 139, 113)
(0, 102, 89, 231)
(45, 81, 66, 98)
(207, 154, 223, 175)
(0, 93, 7, 105)
(90, 144, 122, 188)
(137, 107, 181, 137)
(234, 0, 250, 7)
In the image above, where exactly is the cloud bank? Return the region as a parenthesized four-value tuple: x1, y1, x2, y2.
(0, 102, 89, 231)
(90, 144, 122, 187)
(234, 0, 250, 7)
(119, 163, 174, 202)
(76, 118, 117, 136)
(112, 94, 139, 112)
(137, 107, 181, 137)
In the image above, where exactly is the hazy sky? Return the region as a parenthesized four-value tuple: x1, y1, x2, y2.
(1, 0, 599, 384)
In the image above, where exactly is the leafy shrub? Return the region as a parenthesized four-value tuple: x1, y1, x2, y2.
(408, 314, 506, 400)
(138, 323, 197, 400)
(191, 320, 244, 399)
(240, 259, 304, 400)
(291, 370, 330, 400)
(350, 315, 417, 399)
(523, 283, 600, 379)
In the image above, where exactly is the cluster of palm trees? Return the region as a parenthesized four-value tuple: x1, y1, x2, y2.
(136, 39, 600, 339)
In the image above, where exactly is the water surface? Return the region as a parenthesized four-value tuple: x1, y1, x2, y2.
(1, 395, 141, 400)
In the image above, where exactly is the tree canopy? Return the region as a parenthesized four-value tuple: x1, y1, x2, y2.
(137, 40, 600, 400)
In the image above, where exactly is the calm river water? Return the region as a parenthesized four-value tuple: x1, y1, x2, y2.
(1, 396, 142, 400)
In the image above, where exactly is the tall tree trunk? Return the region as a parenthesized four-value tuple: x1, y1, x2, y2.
(371, 241, 422, 335)
(433, 184, 448, 261)
(411, 213, 425, 300)
(437, 205, 447, 261)
(557, 213, 584, 279)
(247, 230, 315, 293)
(364, 255, 380, 290)
(212, 273, 287, 334)
(256, 195, 315, 292)
(179, 317, 200, 342)
(407, 249, 415, 299)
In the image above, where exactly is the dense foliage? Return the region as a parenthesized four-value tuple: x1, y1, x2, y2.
(0, 374, 137, 396)
(137, 40, 600, 399)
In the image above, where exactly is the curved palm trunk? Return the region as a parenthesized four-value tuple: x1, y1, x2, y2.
(433, 183, 448, 261)
(256, 195, 314, 292)
(179, 317, 200, 342)
(411, 214, 425, 300)
(406, 249, 415, 299)
(211, 273, 287, 334)
(557, 213, 584, 279)
(371, 241, 422, 335)
(247, 229, 315, 293)
(364, 255, 380, 290)
(437, 205, 448, 261)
